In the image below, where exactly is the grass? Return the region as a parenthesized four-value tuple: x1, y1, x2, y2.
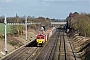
(0, 23, 12, 34)
(8, 41, 18, 46)
(0, 35, 4, 39)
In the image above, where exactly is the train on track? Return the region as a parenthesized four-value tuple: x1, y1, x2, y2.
(36, 34, 46, 46)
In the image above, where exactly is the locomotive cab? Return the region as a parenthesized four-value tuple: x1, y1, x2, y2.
(36, 34, 46, 46)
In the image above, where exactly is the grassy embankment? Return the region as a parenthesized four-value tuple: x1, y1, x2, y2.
(0, 23, 17, 46)
(0, 23, 12, 34)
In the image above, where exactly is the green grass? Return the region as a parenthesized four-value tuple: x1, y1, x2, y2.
(0, 23, 12, 34)
(8, 41, 18, 46)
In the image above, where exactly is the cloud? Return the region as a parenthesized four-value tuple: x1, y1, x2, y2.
(0, 0, 13, 3)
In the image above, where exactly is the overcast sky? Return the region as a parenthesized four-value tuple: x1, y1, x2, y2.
(0, 0, 90, 19)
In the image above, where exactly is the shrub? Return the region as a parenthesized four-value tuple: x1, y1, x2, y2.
(8, 41, 18, 46)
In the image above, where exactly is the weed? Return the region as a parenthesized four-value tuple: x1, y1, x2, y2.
(8, 41, 18, 46)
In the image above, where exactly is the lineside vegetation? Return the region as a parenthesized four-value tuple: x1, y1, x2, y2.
(66, 12, 90, 37)
(66, 12, 90, 60)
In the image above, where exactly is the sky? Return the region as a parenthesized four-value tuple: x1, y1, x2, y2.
(0, 0, 90, 19)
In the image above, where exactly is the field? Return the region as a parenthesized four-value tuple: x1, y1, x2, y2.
(0, 23, 12, 34)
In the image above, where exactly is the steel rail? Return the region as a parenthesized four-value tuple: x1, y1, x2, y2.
(1, 40, 38, 60)
(31, 31, 58, 60)
(63, 31, 67, 60)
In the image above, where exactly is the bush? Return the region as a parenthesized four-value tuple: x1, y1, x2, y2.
(67, 13, 90, 37)
(0, 35, 4, 39)
(8, 41, 18, 46)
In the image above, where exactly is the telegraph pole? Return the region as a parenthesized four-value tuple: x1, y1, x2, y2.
(25, 16, 27, 40)
(4, 14, 8, 54)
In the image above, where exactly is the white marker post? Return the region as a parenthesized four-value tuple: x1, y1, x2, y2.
(25, 17, 27, 40)
(41, 27, 44, 34)
(4, 14, 8, 54)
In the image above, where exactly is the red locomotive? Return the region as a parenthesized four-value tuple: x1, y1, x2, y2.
(36, 34, 46, 46)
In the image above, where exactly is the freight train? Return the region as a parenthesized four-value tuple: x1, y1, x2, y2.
(36, 27, 56, 46)
(36, 34, 46, 46)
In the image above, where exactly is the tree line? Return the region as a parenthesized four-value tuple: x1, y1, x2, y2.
(66, 12, 90, 37)
(0, 15, 54, 35)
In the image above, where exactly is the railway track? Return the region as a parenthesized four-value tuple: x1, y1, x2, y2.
(1, 40, 40, 60)
(52, 29, 67, 60)
(1, 28, 77, 60)
(1, 27, 56, 60)
(58, 30, 67, 60)
(30, 29, 73, 60)
(53, 29, 77, 60)
(29, 30, 59, 60)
